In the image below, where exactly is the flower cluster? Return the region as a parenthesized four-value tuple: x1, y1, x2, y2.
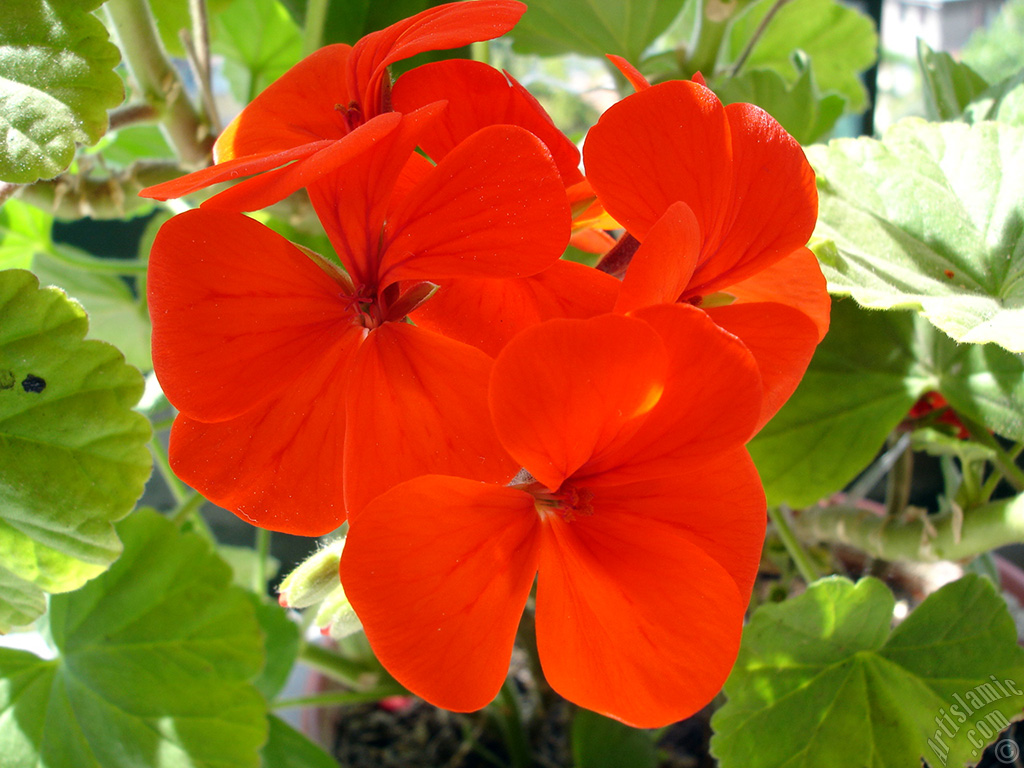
(143, 0, 828, 728)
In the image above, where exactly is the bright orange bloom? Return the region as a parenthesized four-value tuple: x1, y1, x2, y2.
(139, 0, 526, 210)
(149, 114, 569, 534)
(341, 308, 767, 727)
(584, 76, 830, 429)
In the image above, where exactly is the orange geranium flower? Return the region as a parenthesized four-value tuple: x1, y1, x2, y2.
(583, 73, 830, 429)
(139, 0, 526, 210)
(149, 114, 569, 534)
(340, 308, 767, 727)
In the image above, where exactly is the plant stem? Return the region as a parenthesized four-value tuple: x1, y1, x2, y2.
(960, 416, 1024, 493)
(273, 687, 407, 710)
(104, 0, 212, 165)
(884, 433, 913, 517)
(302, 0, 330, 56)
(728, 0, 793, 77)
(494, 679, 531, 768)
(150, 434, 188, 505)
(170, 490, 205, 526)
(686, 8, 729, 77)
(768, 505, 820, 582)
(791, 493, 1024, 563)
(43, 243, 149, 275)
(299, 641, 390, 689)
(254, 527, 271, 595)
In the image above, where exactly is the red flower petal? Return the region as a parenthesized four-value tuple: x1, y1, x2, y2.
(343, 322, 518, 514)
(214, 44, 357, 161)
(705, 302, 820, 431)
(409, 260, 620, 357)
(489, 315, 668, 491)
(614, 201, 700, 314)
(581, 303, 762, 482)
(535, 463, 759, 727)
(392, 59, 583, 184)
(583, 80, 731, 243)
(341, 475, 539, 712)
(169, 326, 364, 536)
(688, 102, 817, 295)
(726, 247, 831, 341)
(379, 125, 570, 285)
(149, 209, 357, 422)
(352, 0, 527, 115)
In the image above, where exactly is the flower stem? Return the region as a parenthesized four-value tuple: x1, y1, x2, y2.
(959, 415, 1024, 493)
(791, 493, 1024, 562)
(728, 0, 793, 77)
(170, 491, 205, 526)
(298, 641, 390, 689)
(302, 0, 330, 56)
(43, 243, 149, 275)
(272, 687, 406, 710)
(150, 434, 188, 505)
(494, 679, 531, 768)
(884, 433, 913, 517)
(254, 527, 272, 595)
(103, 0, 212, 165)
(768, 505, 820, 583)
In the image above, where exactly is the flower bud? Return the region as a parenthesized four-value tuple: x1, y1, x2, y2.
(315, 582, 362, 640)
(277, 538, 345, 609)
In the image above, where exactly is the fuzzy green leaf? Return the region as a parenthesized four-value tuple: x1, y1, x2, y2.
(712, 575, 1024, 768)
(0, 510, 268, 767)
(810, 119, 1024, 353)
(918, 39, 990, 121)
(749, 298, 1024, 508)
(508, 0, 685, 62)
(261, 715, 339, 768)
(0, 0, 123, 182)
(0, 269, 151, 623)
(723, 0, 877, 112)
(0, 565, 46, 633)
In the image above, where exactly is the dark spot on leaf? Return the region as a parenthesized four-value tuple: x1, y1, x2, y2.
(944, 270, 955, 279)
(0, 370, 14, 390)
(21, 374, 46, 394)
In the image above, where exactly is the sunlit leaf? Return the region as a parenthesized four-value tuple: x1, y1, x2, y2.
(723, 0, 877, 112)
(749, 299, 1024, 508)
(810, 118, 1024, 353)
(213, 0, 302, 105)
(917, 39, 989, 121)
(0, 565, 46, 633)
(711, 575, 1024, 768)
(0, 270, 151, 618)
(0, 200, 52, 270)
(0, 510, 268, 768)
(0, 0, 123, 182)
(508, 0, 685, 63)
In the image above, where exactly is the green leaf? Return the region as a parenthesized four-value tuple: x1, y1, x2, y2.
(261, 715, 339, 768)
(0, 269, 151, 612)
(713, 54, 846, 144)
(723, 0, 877, 112)
(213, 0, 302, 105)
(0, 510, 268, 768)
(0, 200, 53, 270)
(810, 118, 1024, 353)
(0, 565, 46, 633)
(572, 708, 658, 768)
(149, 0, 232, 57)
(749, 299, 1024, 508)
(31, 252, 153, 370)
(250, 596, 300, 701)
(917, 39, 990, 121)
(508, 0, 686, 63)
(711, 575, 1024, 768)
(965, 71, 1024, 127)
(0, 0, 124, 182)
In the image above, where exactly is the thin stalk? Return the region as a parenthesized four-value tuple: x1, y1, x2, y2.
(104, 0, 212, 165)
(109, 102, 160, 130)
(686, 8, 729, 77)
(150, 434, 188, 505)
(884, 433, 914, 517)
(273, 687, 407, 710)
(299, 641, 385, 689)
(791, 493, 1024, 563)
(253, 528, 272, 595)
(980, 442, 1024, 502)
(960, 416, 1024, 493)
(494, 679, 531, 768)
(768, 505, 820, 583)
(170, 491, 205, 526)
(728, 0, 793, 77)
(302, 0, 330, 56)
(44, 244, 148, 275)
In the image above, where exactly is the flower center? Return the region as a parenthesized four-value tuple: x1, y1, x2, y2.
(335, 101, 365, 133)
(529, 482, 595, 523)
